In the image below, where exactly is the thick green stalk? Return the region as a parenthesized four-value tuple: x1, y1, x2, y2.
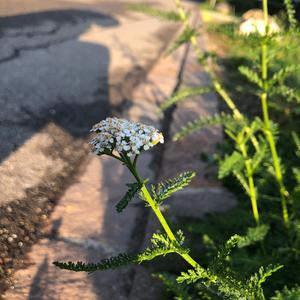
(261, 0, 289, 227)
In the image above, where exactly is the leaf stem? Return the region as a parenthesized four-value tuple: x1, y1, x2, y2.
(239, 141, 260, 225)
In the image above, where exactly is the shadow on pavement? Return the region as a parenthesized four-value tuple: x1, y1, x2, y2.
(0, 9, 118, 162)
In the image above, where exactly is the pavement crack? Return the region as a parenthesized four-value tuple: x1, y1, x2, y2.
(0, 33, 79, 64)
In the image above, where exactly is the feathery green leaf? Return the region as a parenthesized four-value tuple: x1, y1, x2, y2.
(128, 4, 181, 22)
(269, 85, 300, 103)
(292, 131, 300, 157)
(166, 26, 197, 55)
(152, 171, 196, 205)
(238, 225, 270, 248)
(53, 253, 135, 273)
(155, 273, 193, 300)
(233, 169, 250, 195)
(161, 86, 212, 111)
(284, 0, 297, 29)
(271, 286, 300, 299)
(54, 232, 187, 273)
(252, 141, 268, 172)
(218, 151, 244, 179)
(238, 66, 263, 89)
(269, 65, 300, 86)
(249, 265, 283, 288)
(177, 265, 216, 285)
(116, 182, 141, 213)
(173, 113, 237, 141)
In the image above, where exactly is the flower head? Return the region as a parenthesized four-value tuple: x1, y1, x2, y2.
(90, 118, 164, 157)
(239, 18, 280, 36)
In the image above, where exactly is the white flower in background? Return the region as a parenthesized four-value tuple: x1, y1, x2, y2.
(239, 9, 281, 36)
(90, 118, 164, 157)
(239, 18, 280, 35)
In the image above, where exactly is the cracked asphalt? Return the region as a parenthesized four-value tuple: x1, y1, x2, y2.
(0, 0, 179, 162)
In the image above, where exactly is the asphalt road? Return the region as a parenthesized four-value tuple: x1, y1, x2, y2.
(0, 0, 179, 162)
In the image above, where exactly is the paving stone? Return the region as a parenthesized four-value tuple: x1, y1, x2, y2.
(3, 239, 129, 300)
(166, 187, 237, 219)
(3, 155, 142, 299)
(0, 123, 86, 205)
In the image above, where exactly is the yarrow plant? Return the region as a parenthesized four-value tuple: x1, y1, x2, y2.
(128, 0, 300, 298)
(90, 117, 164, 157)
(54, 118, 282, 299)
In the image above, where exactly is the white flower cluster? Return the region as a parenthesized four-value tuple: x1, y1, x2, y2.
(90, 117, 164, 157)
(239, 18, 280, 36)
(238, 9, 280, 36)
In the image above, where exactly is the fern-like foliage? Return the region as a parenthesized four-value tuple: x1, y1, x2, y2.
(269, 85, 300, 103)
(53, 253, 135, 273)
(238, 66, 263, 89)
(155, 272, 193, 300)
(137, 231, 188, 263)
(177, 265, 217, 285)
(211, 234, 240, 267)
(128, 4, 181, 22)
(160, 86, 212, 111)
(292, 131, 300, 157)
(237, 224, 270, 248)
(269, 64, 300, 86)
(177, 236, 249, 299)
(177, 235, 282, 300)
(272, 286, 300, 300)
(116, 182, 141, 213)
(252, 141, 268, 172)
(173, 113, 239, 141)
(248, 265, 284, 298)
(218, 151, 244, 179)
(54, 232, 188, 273)
(232, 169, 250, 194)
(166, 26, 197, 55)
(151, 171, 196, 205)
(284, 0, 297, 29)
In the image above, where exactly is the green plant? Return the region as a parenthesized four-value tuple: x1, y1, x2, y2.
(160, 0, 299, 230)
(129, 0, 300, 298)
(53, 118, 279, 299)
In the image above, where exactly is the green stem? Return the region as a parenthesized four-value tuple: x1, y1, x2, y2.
(261, 94, 289, 226)
(174, 0, 262, 223)
(213, 79, 243, 120)
(126, 157, 198, 268)
(261, 0, 289, 227)
(140, 185, 198, 268)
(239, 142, 260, 225)
(180, 0, 261, 153)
